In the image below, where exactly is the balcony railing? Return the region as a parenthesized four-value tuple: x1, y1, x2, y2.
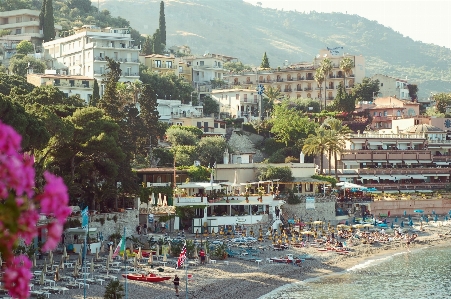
(358, 168, 450, 175)
(363, 182, 448, 190)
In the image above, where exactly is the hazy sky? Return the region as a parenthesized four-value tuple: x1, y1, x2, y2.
(244, 0, 451, 50)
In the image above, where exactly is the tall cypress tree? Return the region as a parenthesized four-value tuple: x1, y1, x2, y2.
(159, 1, 166, 46)
(152, 29, 163, 55)
(91, 79, 100, 106)
(39, 0, 46, 31)
(98, 57, 123, 121)
(43, 0, 55, 42)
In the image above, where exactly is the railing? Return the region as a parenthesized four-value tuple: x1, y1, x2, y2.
(358, 168, 451, 175)
(363, 182, 448, 190)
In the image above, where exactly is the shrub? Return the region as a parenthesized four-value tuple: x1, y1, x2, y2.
(285, 156, 299, 163)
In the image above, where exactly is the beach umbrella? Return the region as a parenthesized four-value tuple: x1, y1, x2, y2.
(60, 259, 64, 270)
(54, 265, 60, 282)
(78, 248, 82, 265)
(426, 217, 429, 223)
(395, 217, 398, 223)
(95, 248, 99, 261)
(432, 210, 435, 215)
(445, 216, 449, 221)
(137, 247, 142, 261)
(163, 195, 168, 206)
(158, 193, 163, 206)
(193, 246, 198, 259)
(134, 256, 138, 269)
(63, 246, 67, 259)
(49, 250, 53, 266)
(32, 253, 36, 268)
(106, 257, 110, 276)
(409, 219, 413, 227)
(147, 252, 153, 265)
(43, 258, 47, 274)
(40, 271, 44, 285)
(345, 220, 349, 225)
(391, 222, 394, 229)
(109, 246, 113, 262)
(400, 221, 404, 228)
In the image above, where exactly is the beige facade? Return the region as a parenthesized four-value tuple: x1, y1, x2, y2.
(27, 72, 94, 104)
(371, 74, 410, 100)
(142, 54, 193, 83)
(225, 49, 365, 105)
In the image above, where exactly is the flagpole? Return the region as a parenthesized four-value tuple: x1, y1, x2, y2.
(81, 206, 89, 299)
(124, 227, 128, 299)
(185, 257, 188, 299)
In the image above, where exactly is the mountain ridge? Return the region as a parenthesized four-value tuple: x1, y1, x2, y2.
(95, 0, 451, 97)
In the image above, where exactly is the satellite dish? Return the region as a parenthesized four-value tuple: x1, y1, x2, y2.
(323, 54, 328, 57)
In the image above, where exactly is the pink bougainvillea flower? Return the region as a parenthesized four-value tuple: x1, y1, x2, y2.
(3, 255, 32, 299)
(38, 172, 70, 221)
(0, 122, 22, 156)
(17, 208, 40, 245)
(41, 221, 63, 252)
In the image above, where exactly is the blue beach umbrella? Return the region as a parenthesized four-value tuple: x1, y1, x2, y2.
(409, 219, 413, 227)
(445, 216, 449, 221)
(434, 215, 438, 222)
(425, 217, 429, 223)
(395, 217, 398, 223)
(345, 220, 349, 225)
(353, 217, 356, 223)
(391, 222, 394, 229)
(404, 210, 407, 216)
(400, 221, 404, 227)
(432, 210, 435, 215)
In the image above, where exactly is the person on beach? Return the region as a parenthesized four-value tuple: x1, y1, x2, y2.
(405, 233, 411, 252)
(199, 249, 206, 264)
(173, 274, 180, 297)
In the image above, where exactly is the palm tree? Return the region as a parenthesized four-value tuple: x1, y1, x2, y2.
(264, 85, 281, 104)
(104, 280, 125, 299)
(314, 67, 325, 110)
(320, 58, 333, 109)
(302, 127, 329, 174)
(339, 57, 354, 93)
(322, 118, 352, 178)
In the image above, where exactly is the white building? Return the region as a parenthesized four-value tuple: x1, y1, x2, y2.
(157, 99, 203, 122)
(371, 74, 411, 100)
(211, 88, 260, 120)
(42, 25, 140, 94)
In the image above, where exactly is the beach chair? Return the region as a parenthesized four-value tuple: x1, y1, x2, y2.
(226, 249, 240, 257)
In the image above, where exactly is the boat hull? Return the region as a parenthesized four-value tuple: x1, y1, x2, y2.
(122, 274, 171, 282)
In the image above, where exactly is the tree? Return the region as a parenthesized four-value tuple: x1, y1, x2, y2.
(141, 35, 153, 55)
(166, 126, 198, 146)
(98, 57, 123, 121)
(260, 52, 270, 69)
(321, 118, 352, 178)
(159, 1, 166, 46)
(43, 0, 55, 42)
(407, 84, 418, 100)
(302, 127, 330, 175)
(8, 55, 46, 76)
(258, 165, 293, 182)
(339, 57, 354, 92)
(432, 93, 451, 114)
(270, 102, 318, 146)
(332, 82, 355, 113)
(16, 40, 34, 55)
(223, 61, 253, 73)
(91, 79, 100, 106)
(195, 136, 228, 166)
(186, 165, 210, 182)
(351, 77, 380, 104)
(314, 67, 325, 109)
(104, 280, 124, 299)
(152, 29, 163, 54)
(319, 58, 333, 109)
(202, 95, 219, 116)
(264, 85, 281, 103)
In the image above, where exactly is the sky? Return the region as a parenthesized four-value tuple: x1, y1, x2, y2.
(244, 0, 451, 50)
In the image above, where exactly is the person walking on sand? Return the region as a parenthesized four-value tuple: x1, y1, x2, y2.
(199, 248, 206, 265)
(173, 274, 180, 297)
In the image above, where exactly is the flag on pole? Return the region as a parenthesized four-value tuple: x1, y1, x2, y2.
(81, 206, 89, 230)
(176, 242, 187, 269)
(113, 234, 126, 258)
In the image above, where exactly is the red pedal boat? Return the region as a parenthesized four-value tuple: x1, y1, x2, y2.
(122, 273, 172, 282)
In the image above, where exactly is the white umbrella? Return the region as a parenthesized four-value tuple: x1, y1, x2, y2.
(109, 245, 113, 262)
(43, 258, 47, 274)
(163, 195, 168, 206)
(147, 252, 153, 264)
(137, 247, 142, 261)
(78, 248, 82, 265)
(150, 192, 155, 205)
(193, 247, 198, 259)
(130, 242, 134, 256)
(49, 251, 53, 266)
(63, 246, 67, 259)
(133, 256, 138, 270)
(158, 193, 163, 206)
(155, 245, 159, 260)
(54, 265, 60, 282)
(60, 259, 64, 270)
(95, 248, 99, 261)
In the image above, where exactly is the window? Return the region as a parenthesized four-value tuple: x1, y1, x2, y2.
(200, 61, 204, 66)
(236, 94, 239, 100)
(383, 111, 388, 116)
(381, 83, 384, 87)
(16, 17, 22, 22)
(155, 60, 161, 67)
(179, 66, 183, 73)
(244, 94, 247, 102)
(15, 28, 21, 34)
(374, 112, 377, 116)
(165, 61, 172, 68)
(126, 67, 131, 76)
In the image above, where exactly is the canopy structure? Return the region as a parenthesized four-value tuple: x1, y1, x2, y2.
(178, 182, 222, 191)
(336, 182, 368, 190)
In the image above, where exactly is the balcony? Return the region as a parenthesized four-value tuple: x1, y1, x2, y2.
(341, 150, 431, 161)
(283, 89, 292, 92)
(358, 168, 450, 175)
(276, 78, 284, 82)
(363, 182, 448, 191)
(244, 81, 253, 84)
(306, 76, 314, 80)
(304, 87, 312, 91)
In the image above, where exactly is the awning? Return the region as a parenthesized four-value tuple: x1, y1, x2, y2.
(403, 160, 418, 164)
(397, 141, 411, 143)
(416, 190, 433, 193)
(368, 141, 383, 145)
(378, 175, 393, 180)
(400, 190, 415, 193)
(434, 162, 450, 165)
(343, 161, 359, 165)
(367, 190, 382, 193)
(394, 175, 410, 180)
(418, 160, 432, 163)
(423, 173, 449, 177)
(388, 160, 402, 163)
(359, 175, 379, 180)
(383, 190, 400, 193)
(352, 140, 366, 143)
(410, 175, 427, 180)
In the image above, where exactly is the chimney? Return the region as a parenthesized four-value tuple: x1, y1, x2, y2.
(300, 152, 305, 164)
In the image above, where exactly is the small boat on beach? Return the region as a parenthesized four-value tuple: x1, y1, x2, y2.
(270, 255, 303, 265)
(122, 273, 171, 282)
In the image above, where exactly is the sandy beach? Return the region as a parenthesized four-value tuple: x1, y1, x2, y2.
(20, 219, 451, 299)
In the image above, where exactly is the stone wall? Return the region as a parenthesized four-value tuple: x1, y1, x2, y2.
(66, 209, 139, 240)
(369, 199, 451, 216)
(282, 201, 337, 222)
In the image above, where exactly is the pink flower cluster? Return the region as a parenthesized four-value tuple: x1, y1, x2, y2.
(0, 121, 70, 299)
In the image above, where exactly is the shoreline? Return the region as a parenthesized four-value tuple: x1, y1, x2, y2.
(26, 221, 451, 299)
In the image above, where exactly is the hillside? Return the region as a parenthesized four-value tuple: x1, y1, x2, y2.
(94, 0, 451, 98)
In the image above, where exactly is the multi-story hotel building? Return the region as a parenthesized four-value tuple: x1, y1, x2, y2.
(27, 72, 95, 104)
(42, 25, 140, 94)
(225, 49, 365, 106)
(211, 88, 260, 120)
(335, 120, 451, 194)
(0, 9, 62, 59)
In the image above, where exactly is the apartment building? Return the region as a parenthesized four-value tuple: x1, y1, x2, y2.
(211, 89, 260, 120)
(141, 54, 193, 83)
(360, 96, 420, 130)
(27, 72, 94, 104)
(0, 9, 61, 59)
(226, 49, 365, 105)
(42, 25, 140, 94)
(371, 74, 411, 100)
